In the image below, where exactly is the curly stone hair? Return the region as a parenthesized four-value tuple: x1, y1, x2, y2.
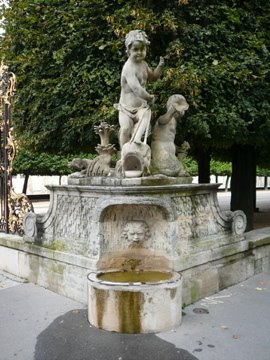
(121, 220, 150, 242)
(125, 30, 150, 55)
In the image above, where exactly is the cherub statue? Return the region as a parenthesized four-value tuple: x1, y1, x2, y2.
(115, 30, 164, 148)
(151, 94, 189, 177)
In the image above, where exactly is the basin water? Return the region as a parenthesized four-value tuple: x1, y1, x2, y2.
(87, 270, 182, 333)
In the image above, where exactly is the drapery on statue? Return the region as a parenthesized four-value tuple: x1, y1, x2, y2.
(151, 94, 189, 177)
(115, 30, 164, 148)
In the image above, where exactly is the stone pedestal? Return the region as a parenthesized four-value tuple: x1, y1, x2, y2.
(4, 177, 268, 312)
(23, 179, 246, 273)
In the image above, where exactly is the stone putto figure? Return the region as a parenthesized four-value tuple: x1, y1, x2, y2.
(68, 30, 190, 181)
(151, 94, 189, 177)
(115, 30, 164, 148)
(114, 30, 164, 177)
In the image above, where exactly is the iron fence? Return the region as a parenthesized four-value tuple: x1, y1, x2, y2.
(0, 61, 33, 235)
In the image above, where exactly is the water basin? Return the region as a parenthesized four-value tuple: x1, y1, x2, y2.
(97, 270, 172, 283)
(87, 270, 182, 333)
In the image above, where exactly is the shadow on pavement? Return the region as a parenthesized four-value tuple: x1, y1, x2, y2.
(34, 309, 198, 360)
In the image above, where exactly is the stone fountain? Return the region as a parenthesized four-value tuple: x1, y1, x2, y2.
(23, 30, 246, 333)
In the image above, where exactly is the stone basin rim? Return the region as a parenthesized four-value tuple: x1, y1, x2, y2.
(87, 270, 181, 287)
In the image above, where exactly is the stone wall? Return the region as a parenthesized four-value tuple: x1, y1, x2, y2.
(0, 229, 269, 305)
(1, 181, 268, 305)
(23, 182, 246, 272)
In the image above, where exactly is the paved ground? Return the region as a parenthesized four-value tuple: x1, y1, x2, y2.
(1, 270, 270, 360)
(1, 190, 269, 360)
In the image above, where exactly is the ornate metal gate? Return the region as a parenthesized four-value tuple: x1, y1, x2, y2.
(0, 61, 33, 235)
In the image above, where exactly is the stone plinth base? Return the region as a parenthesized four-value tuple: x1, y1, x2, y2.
(0, 229, 270, 305)
(22, 182, 247, 271)
(67, 174, 193, 186)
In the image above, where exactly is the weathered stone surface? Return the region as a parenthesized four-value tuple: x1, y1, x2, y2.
(117, 30, 164, 149)
(1, 232, 270, 305)
(151, 94, 189, 177)
(87, 270, 182, 333)
(5, 180, 270, 311)
(68, 174, 193, 186)
(23, 183, 246, 266)
(218, 256, 255, 290)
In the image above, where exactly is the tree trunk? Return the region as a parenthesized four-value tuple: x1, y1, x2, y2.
(197, 150, 211, 183)
(225, 176, 230, 192)
(22, 174, 29, 194)
(230, 145, 256, 231)
(264, 176, 268, 190)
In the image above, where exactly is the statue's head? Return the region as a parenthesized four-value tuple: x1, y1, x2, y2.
(166, 94, 189, 114)
(125, 30, 150, 55)
(121, 220, 150, 245)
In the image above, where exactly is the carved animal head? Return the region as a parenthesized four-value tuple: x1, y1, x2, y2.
(166, 94, 189, 115)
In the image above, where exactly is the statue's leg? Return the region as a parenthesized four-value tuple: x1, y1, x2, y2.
(132, 108, 151, 144)
(119, 112, 133, 148)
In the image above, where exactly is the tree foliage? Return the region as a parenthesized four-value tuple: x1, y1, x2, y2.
(183, 157, 232, 177)
(257, 166, 270, 177)
(1, 0, 122, 153)
(0, 0, 269, 159)
(210, 160, 231, 176)
(13, 148, 270, 180)
(12, 148, 95, 176)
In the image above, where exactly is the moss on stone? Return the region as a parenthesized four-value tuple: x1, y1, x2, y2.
(43, 241, 67, 252)
(191, 280, 200, 303)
